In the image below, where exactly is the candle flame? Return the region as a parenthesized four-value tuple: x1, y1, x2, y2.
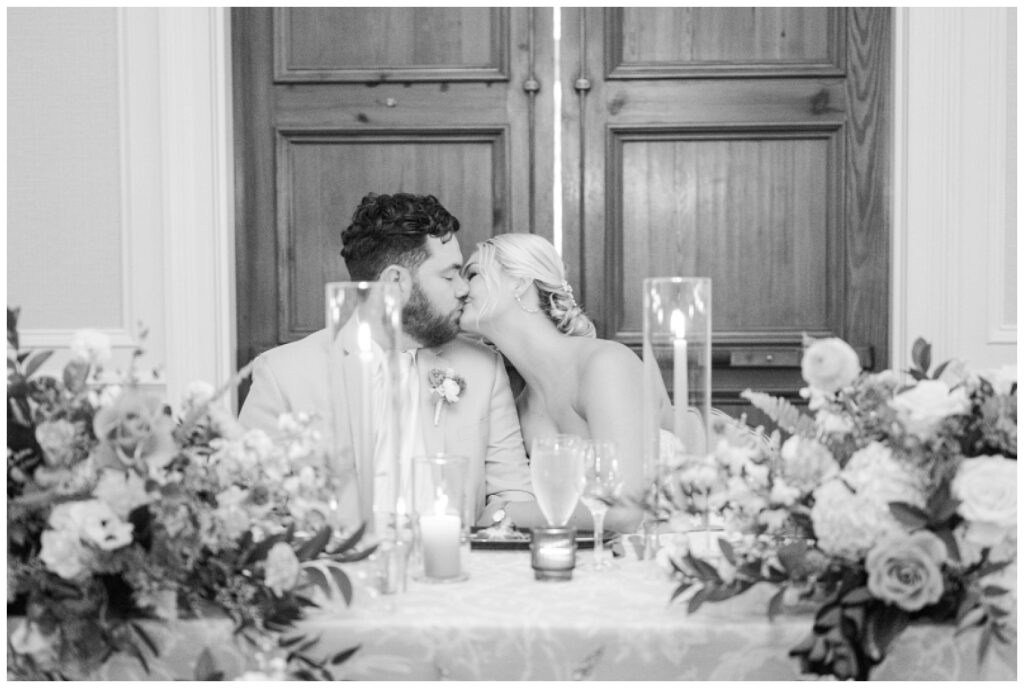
(435, 492, 449, 516)
(671, 309, 687, 340)
(396, 495, 407, 515)
(357, 321, 373, 354)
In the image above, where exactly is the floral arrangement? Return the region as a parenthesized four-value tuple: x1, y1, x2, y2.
(649, 335, 1016, 680)
(7, 307, 372, 680)
(427, 367, 466, 426)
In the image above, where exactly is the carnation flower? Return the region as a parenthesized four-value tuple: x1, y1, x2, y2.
(264, 541, 301, 596)
(889, 379, 970, 439)
(39, 529, 92, 580)
(780, 436, 838, 493)
(801, 337, 861, 394)
(866, 531, 947, 611)
(811, 478, 907, 561)
(69, 329, 112, 365)
(951, 455, 1016, 528)
(76, 499, 134, 550)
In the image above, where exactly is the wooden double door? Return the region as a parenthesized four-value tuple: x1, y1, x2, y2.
(233, 8, 891, 416)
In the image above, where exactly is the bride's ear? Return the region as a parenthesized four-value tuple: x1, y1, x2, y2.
(379, 264, 413, 302)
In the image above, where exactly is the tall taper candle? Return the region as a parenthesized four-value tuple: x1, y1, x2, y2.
(671, 309, 689, 446)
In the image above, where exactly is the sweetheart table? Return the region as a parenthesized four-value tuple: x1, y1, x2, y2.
(81, 547, 1015, 681)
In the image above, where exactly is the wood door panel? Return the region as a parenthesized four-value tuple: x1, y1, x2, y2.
(275, 8, 508, 82)
(607, 7, 843, 79)
(278, 130, 506, 339)
(614, 131, 836, 339)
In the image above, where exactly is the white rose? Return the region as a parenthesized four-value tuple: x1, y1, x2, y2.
(842, 442, 926, 509)
(801, 337, 861, 393)
(816, 410, 854, 436)
(889, 379, 971, 439)
(440, 378, 461, 402)
(39, 529, 92, 579)
(952, 455, 1016, 528)
(780, 436, 839, 492)
(714, 439, 759, 476)
(744, 463, 770, 489)
(866, 531, 947, 612)
(93, 468, 151, 519)
(264, 541, 301, 596)
(69, 329, 112, 365)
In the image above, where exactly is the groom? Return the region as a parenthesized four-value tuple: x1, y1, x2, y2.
(238, 192, 538, 527)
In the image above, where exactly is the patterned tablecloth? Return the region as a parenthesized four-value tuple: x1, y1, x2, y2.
(88, 548, 1015, 680)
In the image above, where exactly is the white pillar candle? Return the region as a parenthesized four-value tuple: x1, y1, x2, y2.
(671, 309, 689, 446)
(419, 513, 462, 579)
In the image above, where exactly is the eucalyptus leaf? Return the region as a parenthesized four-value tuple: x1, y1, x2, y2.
(330, 646, 360, 666)
(911, 338, 932, 374)
(669, 581, 694, 604)
(982, 585, 1010, 597)
(295, 525, 333, 562)
(686, 585, 710, 614)
(328, 522, 367, 555)
(328, 566, 353, 607)
(302, 566, 330, 598)
(717, 537, 736, 565)
(767, 588, 785, 622)
(23, 350, 54, 379)
(888, 502, 930, 530)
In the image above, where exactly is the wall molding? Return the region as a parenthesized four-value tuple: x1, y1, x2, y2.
(892, 7, 1016, 373)
(158, 8, 237, 409)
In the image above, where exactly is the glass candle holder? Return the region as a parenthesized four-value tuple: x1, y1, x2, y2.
(641, 277, 713, 549)
(530, 527, 577, 581)
(411, 454, 470, 583)
(325, 281, 402, 538)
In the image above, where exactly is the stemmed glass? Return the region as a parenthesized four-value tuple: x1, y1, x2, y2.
(580, 439, 622, 571)
(529, 435, 586, 527)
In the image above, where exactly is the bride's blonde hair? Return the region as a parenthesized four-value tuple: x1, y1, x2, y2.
(474, 233, 596, 338)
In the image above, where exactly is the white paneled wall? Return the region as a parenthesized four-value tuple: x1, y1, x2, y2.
(6, 8, 1016, 414)
(6, 8, 234, 407)
(893, 7, 1018, 373)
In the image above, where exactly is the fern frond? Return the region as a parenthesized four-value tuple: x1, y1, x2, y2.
(740, 390, 816, 438)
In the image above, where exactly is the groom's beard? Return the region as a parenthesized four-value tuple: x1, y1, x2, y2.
(402, 281, 462, 349)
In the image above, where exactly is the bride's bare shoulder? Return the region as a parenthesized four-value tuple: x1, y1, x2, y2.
(579, 337, 641, 373)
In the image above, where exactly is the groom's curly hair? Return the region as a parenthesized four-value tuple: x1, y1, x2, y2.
(340, 193, 461, 281)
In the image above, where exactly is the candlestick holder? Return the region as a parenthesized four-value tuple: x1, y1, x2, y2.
(325, 281, 403, 541)
(411, 453, 470, 583)
(641, 277, 713, 553)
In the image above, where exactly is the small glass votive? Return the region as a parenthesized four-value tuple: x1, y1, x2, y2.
(530, 527, 577, 581)
(412, 454, 470, 584)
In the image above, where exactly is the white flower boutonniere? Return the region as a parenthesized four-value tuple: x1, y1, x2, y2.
(428, 368, 466, 426)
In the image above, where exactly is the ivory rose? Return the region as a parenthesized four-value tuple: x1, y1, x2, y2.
(264, 541, 301, 596)
(92, 468, 151, 519)
(889, 379, 970, 439)
(91, 389, 178, 475)
(952, 455, 1016, 528)
(801, 337, 861, 394)
(34, 419, 78, 468)
(866, 531, 947, 611)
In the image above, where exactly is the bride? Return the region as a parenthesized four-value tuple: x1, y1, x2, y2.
(459, 233, 677, 533)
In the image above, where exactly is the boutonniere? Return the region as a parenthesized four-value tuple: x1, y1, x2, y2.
(427, 368, 467, 426)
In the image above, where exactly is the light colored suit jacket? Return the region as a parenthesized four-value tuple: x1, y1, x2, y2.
(238, 327, 533, 526)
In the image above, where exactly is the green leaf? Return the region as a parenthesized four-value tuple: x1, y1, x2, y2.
(23, 350, 54, 379)
(328, 565, 353, 606)
(888, 502, 930, 530)
(296, 525, 333, 562)
(931, 359, 951, 381)
(983, 585, 1010, 597)
(974, 558, 1012, 579)
(684, 553, 721, 583)
(686, 585, 710, 614)
(911, 338, 932, 374)
(670, 581, 694, 604)
(330, 645, 360, 665)
(977, 625, 992, 666)
(331, 544, 378, 563)
(194, 647, 218, 681)
(767, 588, 785, 622)
(841, 587, 873, 606)
(129, 622, 159, 657)
(777, 540, 809, 576)
(278, 634, 307, 649)
(328, 522, 367, 555)
(717, 537, 736, 566)
(934, 528, 961, 564)
(62, 358, 90, 393)
(303, 566, 330, 597)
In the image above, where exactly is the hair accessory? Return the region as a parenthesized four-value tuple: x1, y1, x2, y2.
(561, 281, 578, 308)
(514, 292, 540, 313)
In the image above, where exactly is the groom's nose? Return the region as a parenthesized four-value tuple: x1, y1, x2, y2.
(452, 274, 470, 299)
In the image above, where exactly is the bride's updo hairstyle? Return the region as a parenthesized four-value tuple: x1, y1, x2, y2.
(476, 233, 596, 338)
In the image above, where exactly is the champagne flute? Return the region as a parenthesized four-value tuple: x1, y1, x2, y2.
(529, 435, 585, 527)
(580, 439, 622, 571)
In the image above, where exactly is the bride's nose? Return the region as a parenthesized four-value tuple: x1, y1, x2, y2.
(453, 274, 470, 298)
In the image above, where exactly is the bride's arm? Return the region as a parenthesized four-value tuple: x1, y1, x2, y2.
(578, 343, 647, 533)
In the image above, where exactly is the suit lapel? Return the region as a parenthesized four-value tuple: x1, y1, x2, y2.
(416, 347, 447, 455)
(333, 320, 375, 526)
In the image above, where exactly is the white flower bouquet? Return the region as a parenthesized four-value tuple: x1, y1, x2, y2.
(7, 308, 369, 680)
(649, 335, 1016, 680)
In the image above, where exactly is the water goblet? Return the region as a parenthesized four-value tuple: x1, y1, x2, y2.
(580, 439, 623, 571)
(529, 435, 586, 527)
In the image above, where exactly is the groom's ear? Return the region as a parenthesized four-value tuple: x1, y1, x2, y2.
(379, 264, 413, 302)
